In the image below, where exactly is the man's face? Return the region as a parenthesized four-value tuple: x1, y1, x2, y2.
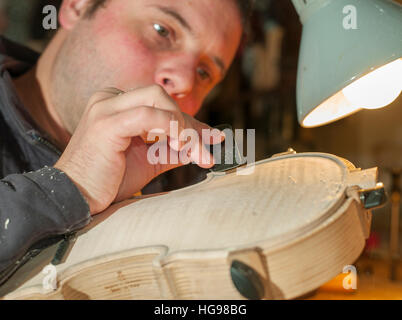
(51, 0, 243, 134)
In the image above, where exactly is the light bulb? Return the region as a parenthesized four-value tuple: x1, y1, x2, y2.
(342, 58, 402, 110)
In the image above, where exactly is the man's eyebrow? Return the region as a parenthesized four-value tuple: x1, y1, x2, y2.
(213, 57, 227, 78)
(154, 5, 192, 33)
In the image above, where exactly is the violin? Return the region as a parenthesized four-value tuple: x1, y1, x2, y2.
(2, 150, 385, 300)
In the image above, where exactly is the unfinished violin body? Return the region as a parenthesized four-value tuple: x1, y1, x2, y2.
(3, 151, 385, 300)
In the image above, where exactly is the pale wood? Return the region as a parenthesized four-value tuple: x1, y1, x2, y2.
(2, 152, 379, 300)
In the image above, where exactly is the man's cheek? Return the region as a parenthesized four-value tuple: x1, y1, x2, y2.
(96, 33, 157, 87)
(116, 42, 157, 88)
(91, 10, 155, 79)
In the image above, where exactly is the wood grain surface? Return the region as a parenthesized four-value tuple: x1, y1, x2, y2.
(2, 153, 379, 300)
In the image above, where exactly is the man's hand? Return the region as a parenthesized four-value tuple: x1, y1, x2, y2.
(55, 85, 221, 215)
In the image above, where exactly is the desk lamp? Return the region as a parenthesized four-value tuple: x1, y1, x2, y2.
(292, 0, 402, 127)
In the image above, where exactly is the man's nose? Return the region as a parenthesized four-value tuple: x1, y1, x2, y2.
(155, 57, 196, 100)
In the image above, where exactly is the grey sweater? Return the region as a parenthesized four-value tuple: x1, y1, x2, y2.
(0, 37, 91, 287)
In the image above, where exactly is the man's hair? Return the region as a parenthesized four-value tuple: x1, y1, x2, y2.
(85, 0, 254, 26)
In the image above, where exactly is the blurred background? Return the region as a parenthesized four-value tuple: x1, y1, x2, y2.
(1, 0, 402, 296)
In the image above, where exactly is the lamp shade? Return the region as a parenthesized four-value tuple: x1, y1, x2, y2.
(293, 0, 402, 127)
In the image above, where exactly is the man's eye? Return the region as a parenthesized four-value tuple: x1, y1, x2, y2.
(153, 23, 170, 38)
(197, 68, 211, 81)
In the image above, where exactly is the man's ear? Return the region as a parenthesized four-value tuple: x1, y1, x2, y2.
(59, 0, 92, 30)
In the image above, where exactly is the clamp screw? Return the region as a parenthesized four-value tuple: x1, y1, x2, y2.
(230, 260, 265, 300)
(359, 183, 387, 209)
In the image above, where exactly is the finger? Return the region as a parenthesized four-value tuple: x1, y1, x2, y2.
(100, 84, 182, 115)
(94, 86, 223, 148)
(193, 136, 216, 168)
(202, 128, 226, 145)
(99, 85, 186, 142)
(178, 129, 215, 169)
(183, 115, 225, 145)
(108, 106, 182, 141)
(179, 143, 215, 169)
(109, 107, 215, 168)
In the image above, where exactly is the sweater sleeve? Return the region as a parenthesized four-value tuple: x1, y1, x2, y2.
(0, 166, 91, 285)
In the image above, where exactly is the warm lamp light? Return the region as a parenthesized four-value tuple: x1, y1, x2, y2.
(292, 0, 402, 128)
(342, 58, 402, 110)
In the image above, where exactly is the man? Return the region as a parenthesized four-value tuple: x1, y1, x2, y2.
(0, 0, 250, 287)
